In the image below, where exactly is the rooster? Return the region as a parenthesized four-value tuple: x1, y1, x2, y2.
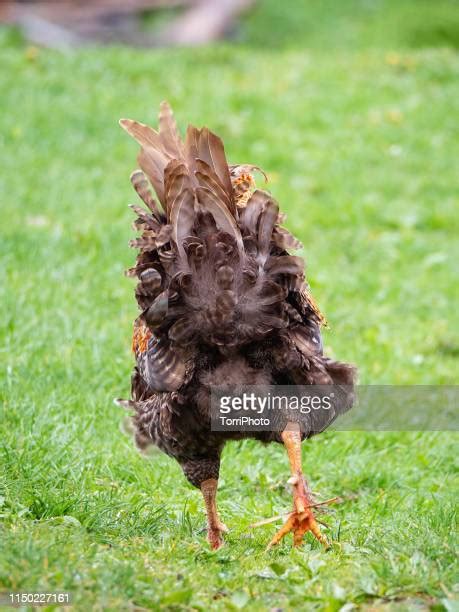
(118, 103, 356, 550)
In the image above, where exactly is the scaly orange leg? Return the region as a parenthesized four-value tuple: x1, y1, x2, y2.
(267, 423, 329, 549)
(200, 478, 228, 550)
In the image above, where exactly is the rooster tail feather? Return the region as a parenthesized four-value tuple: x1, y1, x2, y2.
(158, 100, 183, 159)
(122, 103, 325, 354)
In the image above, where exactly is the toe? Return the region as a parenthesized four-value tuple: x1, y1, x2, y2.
(266, 514, 296, 549)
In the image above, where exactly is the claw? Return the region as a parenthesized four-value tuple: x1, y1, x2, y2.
(250, 495, 340, 548)
(208, 525, 227, 550)
(207, 519, 229, 550)
(266, 508, 329, 550)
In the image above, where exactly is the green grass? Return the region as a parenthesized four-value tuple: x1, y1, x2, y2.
(1, 1, 458, 609)
(241, 0, 459, 50)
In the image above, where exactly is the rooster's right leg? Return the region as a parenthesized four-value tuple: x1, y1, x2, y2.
(200, 478, 228, 550)
(181, 458, 227, 549)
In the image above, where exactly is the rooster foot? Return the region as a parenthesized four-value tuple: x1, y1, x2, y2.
(207, 521, 229, 550)
(250, 492, 336, 549)
(266, 503, 328, 550)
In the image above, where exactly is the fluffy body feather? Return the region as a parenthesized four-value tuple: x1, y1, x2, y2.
(119, 103, 356, 491)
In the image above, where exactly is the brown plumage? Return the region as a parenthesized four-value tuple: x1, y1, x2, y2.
(119, 103, 356, 549)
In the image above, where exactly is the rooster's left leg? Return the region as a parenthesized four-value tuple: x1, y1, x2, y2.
(201, 478, 228, 550)
(267, 422, 329, 549)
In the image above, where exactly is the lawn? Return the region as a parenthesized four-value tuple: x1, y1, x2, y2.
(0, 1, 458, 609)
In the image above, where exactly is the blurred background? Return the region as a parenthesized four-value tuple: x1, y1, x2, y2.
(1, 1, 458, 608)
(1, 0, 459, 49)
